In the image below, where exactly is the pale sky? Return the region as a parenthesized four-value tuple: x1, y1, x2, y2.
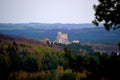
(0, 0, 98, 23)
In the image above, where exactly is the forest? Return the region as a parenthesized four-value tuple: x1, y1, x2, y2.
(0, 33, 120, 80)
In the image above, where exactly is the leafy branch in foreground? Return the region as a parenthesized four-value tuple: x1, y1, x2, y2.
(93, 0, 120, 31)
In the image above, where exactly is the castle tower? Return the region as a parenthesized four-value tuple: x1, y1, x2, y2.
(58, 32, 62, 35)
(55, 32, 70, 45)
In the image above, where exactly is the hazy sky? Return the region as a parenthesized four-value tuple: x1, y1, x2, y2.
(0, 0, 98, 23)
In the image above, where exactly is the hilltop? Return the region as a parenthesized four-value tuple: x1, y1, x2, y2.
(0, 33, 63, 52)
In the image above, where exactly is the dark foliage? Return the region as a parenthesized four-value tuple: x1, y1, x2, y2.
(0, 34, 120, 80)
(93, 0, 120, 30)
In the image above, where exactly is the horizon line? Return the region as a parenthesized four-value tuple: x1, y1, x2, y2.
(0, 22, 94, 24)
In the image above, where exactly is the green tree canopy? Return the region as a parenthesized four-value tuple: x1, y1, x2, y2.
(93, 0, 120, 30)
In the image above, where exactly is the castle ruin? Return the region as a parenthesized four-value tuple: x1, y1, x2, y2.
(55, 32, 70, 45)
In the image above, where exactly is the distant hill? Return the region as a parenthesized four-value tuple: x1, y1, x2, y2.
(0, 23, 97, 30)
(0, 23, 120, 44)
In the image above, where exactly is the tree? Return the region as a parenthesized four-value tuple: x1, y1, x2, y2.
(118, 42, 120, 50)
(93, 0, 120, 30)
